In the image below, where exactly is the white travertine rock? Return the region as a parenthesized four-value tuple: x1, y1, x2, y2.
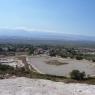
(0, 77, 95, 95)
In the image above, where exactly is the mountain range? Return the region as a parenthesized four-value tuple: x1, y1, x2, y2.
(0, 29, 95, 41)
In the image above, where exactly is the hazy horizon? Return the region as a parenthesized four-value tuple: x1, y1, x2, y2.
(0, 28, 95, 42)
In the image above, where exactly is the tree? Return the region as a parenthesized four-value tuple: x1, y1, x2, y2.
(49, 49, 56, 57)
(92, 59, 95, 62)
(70, 70, 86, 80)
(28, 47, 35, 55)
(0, 47, 3, 52)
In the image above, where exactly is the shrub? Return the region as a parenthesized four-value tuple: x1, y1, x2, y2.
(0, 64, 15, 75)
(0, 64, 14, 72)
(61, 55, 68, 58)
(76, 56, 83, 60)
(49, 50, 56, 57)
(70, 55, 74, 59)
(70, 70, 86, 80)
(59, 53, 68, 58)
(92, 59, 95, 62)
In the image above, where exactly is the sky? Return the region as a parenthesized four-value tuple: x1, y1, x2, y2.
(0, 0, 95, 36)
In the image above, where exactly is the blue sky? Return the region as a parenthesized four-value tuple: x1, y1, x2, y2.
(0, 0, 95, 36)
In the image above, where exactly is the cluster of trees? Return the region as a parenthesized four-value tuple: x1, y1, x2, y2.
(0, 44, 33, 52)
(48, 47, 95, 62)
(0, 64, 15, 77)
(49, 47, 84, 60)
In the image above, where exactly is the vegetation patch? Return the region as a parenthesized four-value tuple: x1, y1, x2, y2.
(45, 60, 69, 65)
(70, 70, 86, 80)
(0, 63, 95, 84)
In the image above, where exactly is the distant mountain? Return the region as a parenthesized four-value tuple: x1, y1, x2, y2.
(0, 29, 95, 47)
(0, 29, 95, 42)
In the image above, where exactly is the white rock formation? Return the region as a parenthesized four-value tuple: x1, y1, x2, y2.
(0, 77, 95, 95)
